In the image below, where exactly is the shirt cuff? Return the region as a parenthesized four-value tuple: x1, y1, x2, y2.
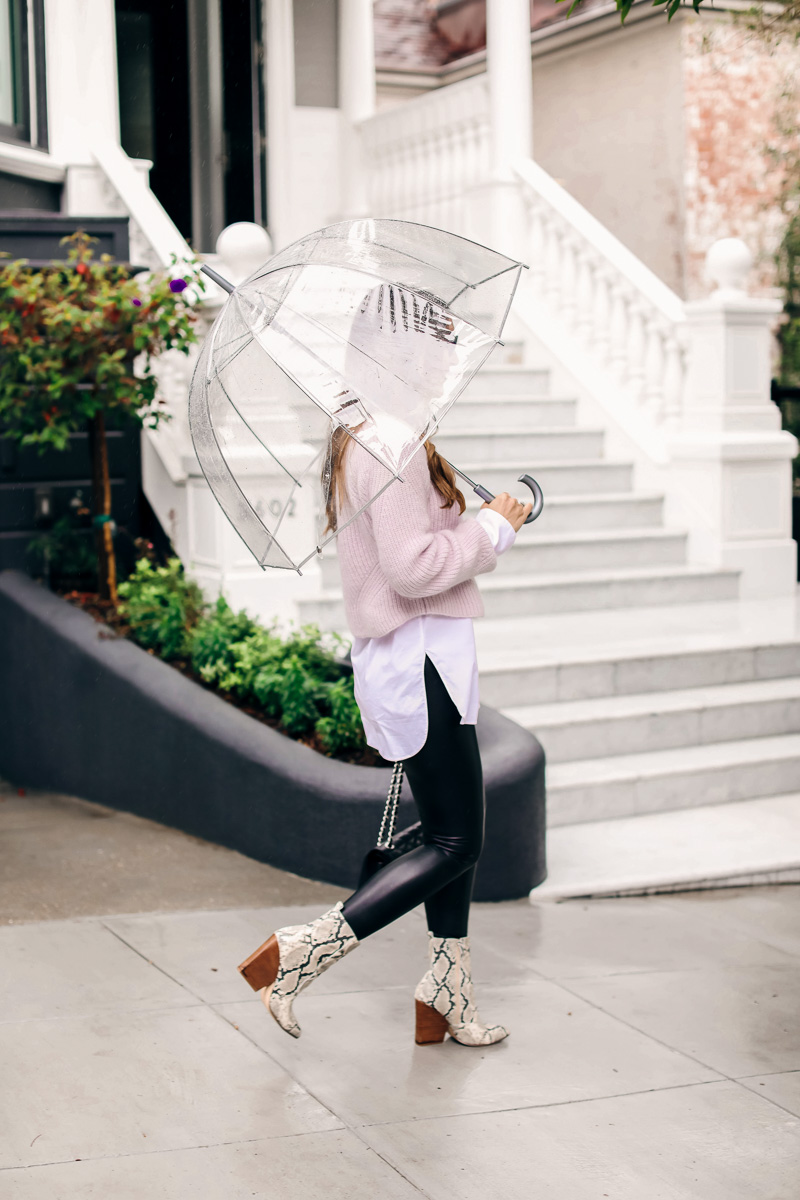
(475, 507, 517, 555)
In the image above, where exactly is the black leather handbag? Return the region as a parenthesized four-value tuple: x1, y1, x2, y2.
(358, 761, 424, 888)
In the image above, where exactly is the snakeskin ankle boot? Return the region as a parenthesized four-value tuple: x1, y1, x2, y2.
(237, 901, 359, 1038)
(414, 932, 509, 1046)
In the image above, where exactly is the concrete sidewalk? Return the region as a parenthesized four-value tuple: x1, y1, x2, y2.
(2, 786, 799, 1197)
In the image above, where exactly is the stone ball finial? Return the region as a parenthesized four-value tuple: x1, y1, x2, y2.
(705, 238, 752, 296)
(215, 222, 273, 285)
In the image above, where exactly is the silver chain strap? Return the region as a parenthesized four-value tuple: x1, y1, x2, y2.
(376, 761, 404, 849)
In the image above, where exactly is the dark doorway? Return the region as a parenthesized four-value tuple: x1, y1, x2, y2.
(221, 0, 266, 230)
(116, 0, 266, 251)
(116, 0, 193, 242)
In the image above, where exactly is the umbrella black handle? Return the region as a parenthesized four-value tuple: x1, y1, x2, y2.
(474, 474, 544, 525)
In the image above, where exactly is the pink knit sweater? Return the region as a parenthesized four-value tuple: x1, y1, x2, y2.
(335, 441, 498, 638)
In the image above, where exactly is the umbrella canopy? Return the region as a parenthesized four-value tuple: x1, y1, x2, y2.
(188, 218, 524, 572)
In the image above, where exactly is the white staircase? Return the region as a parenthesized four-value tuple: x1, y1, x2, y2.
(300, 359, 742, 631)
(299, 357, 800, 897)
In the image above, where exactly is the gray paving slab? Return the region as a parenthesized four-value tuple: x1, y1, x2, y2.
(0, 920, 193, 1020)
(104, 904, 524, 1005)
(476, 892, 796, 979)
(215, 979, 721, 1128)
(567, 965, 800, 1078)
(362, 1081, 800, 1200)
(0, 1005, 341, 1170)
(104, 906, 430, 1005)
(0, 784, 348, 922)
(736, 1070, 800, 1118)
(662, 884, 800, 960)
(0, 1129, 425, 1200)
(4, 776, 799, 1199)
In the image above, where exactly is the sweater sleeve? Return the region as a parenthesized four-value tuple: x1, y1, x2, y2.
(365, 449, 498, 599)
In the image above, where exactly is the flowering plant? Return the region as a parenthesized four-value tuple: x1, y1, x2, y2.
(0, 231, 204, 599)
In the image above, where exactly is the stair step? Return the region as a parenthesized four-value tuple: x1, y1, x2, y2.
(457, 459, 634, 496)
(299, 564, 740, 632)
(435, 427, 604, 462)
(463, 366, 550, 396)
(474, 563, 739, 619)
(504, 676, 800, 762)
(476, 630, 800, 708)
(439, 395, 578, 431)
(494, 528, 687, 575)
(319, 528, 687, 588)
(546, 733, 800, 825)
(465, 491, 665, 532)
(530, 793, 800, 900)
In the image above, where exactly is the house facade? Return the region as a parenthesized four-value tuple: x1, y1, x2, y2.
(3, 0, 800, 854)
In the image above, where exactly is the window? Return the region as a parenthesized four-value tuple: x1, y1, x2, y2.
(0, 0, 47, 149)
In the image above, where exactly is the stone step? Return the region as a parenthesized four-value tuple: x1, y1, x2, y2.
(463, 365, 551, 396)
(438, 395, 578, 431)
(530, 793, 800, 900)
(475, 563, 739, 619)
(464, 491, 665, 532)
(497, 528, 687, 575)
(504, 676, 800, 763)
(299, 564, 740, 632)
(434, 427, 605, 463)
(476, 631, 800, 708)
(545, 733, 800, 826)
(319, 528, 687, 589)
(455, 459, 634, 496)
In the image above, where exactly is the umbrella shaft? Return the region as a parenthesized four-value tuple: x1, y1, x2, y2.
(444, 458, 493, 504)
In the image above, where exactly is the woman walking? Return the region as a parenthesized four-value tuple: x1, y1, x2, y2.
(237, 286, 532, 1046)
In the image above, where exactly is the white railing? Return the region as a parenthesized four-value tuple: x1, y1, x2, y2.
(360, 74, 490, 238)
(359, 87, 687, 432)
(514, 158, 687, 428)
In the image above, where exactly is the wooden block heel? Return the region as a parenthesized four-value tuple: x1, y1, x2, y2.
(415, 998, 449, 1045)
(237, 934, 280, 992)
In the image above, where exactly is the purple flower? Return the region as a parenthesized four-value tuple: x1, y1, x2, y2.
(169, 278, 188, 293)
(132, 298, 142, 307)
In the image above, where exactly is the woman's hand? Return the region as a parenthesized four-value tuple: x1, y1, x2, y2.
(480, 492, 532, 533)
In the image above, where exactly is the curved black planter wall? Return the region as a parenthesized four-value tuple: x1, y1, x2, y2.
(0, 571, 546, 900)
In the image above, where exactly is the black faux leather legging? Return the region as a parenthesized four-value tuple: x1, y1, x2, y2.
(342, 655, 485, 941)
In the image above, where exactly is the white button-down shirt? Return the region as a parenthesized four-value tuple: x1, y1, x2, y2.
(350, 508, 517, 761)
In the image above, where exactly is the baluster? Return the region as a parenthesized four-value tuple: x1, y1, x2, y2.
(559, 233, 578, 330)
(643, 316, 666, 419)
(662, 330, 685, 426)
(625, 298, 647, 405)
(442, 122, 457, 229)
(574, 246, 594, 345)
(527, 199, 546, 295)
(591, 265, 611, 364)
(607, 280, 629, 385)
(543, 217, 562, 309)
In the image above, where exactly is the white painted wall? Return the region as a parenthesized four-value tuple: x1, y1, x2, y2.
(531, 16, 687, 297)
(281, 106, 344, 245)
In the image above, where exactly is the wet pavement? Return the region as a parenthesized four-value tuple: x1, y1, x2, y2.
(2, 785, 799, 1197)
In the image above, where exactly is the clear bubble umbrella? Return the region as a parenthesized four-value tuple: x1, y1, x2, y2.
(189, 218, 541, 573)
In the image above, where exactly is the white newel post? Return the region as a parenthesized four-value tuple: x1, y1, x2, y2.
(485, 0, 532, 257)
(179, 223, 322, 624)
(671, 239, 798, 597)
(264, 0, 295, 251)
(339, 0, 376, 218)
(44, 0, 121, 213)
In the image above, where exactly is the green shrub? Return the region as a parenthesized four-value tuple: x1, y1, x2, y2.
(27, 513, 97, 591)
(117, 557, 204, 660)
(316, 676, 365, 757)
(117, 561, 367, 757)
(189, 595, 260, 685)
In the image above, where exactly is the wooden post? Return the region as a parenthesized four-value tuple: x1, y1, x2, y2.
(88, 411, 118, 603)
